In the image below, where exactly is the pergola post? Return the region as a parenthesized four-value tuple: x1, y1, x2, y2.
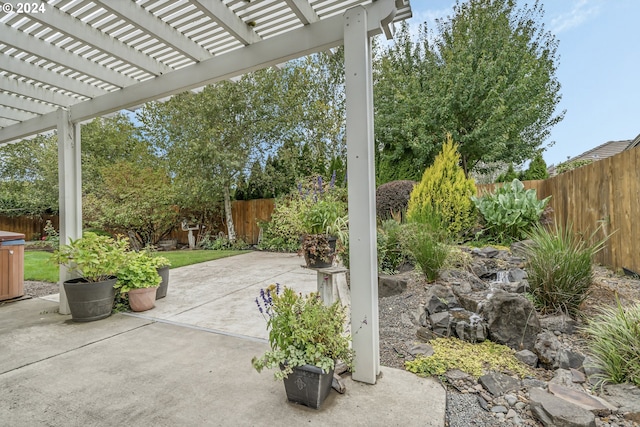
(344, 5, 380, 384)
(57, 109, 82, 315)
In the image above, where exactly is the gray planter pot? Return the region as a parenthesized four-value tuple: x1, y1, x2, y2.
(63, 277, 116, 322)
(155, 266, 170, 299)
(303, 235, 337, 269)
(282, 364, 334, 409)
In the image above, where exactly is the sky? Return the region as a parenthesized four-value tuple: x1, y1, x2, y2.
(399, 0, 640, 166)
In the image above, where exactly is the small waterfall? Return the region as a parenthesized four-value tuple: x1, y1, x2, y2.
(495, 270, 510, 283)
(488, 270, 510, 295)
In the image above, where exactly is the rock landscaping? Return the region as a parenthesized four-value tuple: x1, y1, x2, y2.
(377, 244, 640, 427)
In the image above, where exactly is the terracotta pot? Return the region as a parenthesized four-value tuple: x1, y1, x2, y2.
(128, 287, 158, 312)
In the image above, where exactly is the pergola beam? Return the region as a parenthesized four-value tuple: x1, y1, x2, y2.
(10, 2, 172, 76)
(0, 106, 37, 122)
(192, 0, 262, 45)
(285, 0, 320, 25)
(0, 77, 79, 109)
(0, 93, 56, 115)
(101, 1, 213, 62)
(1, 56, 108, 99)
(2, 24, 139, 89)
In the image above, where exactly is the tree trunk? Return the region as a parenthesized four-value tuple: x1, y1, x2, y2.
(223, 185, 236, 243)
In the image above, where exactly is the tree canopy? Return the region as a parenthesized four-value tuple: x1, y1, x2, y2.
(375, 0, 564, 182)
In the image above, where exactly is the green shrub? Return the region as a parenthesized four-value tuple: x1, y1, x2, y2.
(259, 174, 348, 252)
(407, 136, 476, 237)
(377, 220, 411, 273)
(403, 211, 449, 282)
(524, 223, 607, 316)
(523, 153, 549, 180)
(554, 159, 593, 174)
(472, 179, 550, 243)
(583, 300, 640, 387)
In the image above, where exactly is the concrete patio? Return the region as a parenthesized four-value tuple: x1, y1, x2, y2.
(0, 251, 445, 426)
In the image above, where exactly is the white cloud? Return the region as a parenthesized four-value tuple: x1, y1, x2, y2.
(549, 0, 601, 34)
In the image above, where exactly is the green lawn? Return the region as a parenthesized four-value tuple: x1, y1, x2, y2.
(24, 250, 249, 283)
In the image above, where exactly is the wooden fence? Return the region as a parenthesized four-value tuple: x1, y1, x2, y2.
(0, 215, 58, 240)
(477, 145, 640, 274)
(0, 199, 275, 246)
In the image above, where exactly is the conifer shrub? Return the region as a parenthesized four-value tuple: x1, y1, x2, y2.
(376, 180, 416, 221)
(406, 136, 477, 237)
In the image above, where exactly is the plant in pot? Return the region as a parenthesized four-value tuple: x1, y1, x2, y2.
(251, 284, 354, 409)
(299, 199, 347, 268)
(115, 251, 162, 312)
(53, 232, 129, 322)
(150, 254, 171, 300)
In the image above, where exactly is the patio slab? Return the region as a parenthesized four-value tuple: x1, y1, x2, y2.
(0, 252, 446, 426)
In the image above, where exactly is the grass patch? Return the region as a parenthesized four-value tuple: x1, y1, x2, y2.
(405, 337, 532, 379)
(24, 249, 249, 283)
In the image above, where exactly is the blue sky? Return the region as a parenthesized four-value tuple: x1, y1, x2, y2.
(401, 0, 640, 166)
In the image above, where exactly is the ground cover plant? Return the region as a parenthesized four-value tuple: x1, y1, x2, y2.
(405, 337, 532, 379)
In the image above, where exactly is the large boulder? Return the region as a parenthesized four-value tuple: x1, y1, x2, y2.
(480, 290, 541, 351)
(424, 284, 460, 315)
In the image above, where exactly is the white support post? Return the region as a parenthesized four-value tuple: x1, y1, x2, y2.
(57, 109, 82, 315)
(344, 5, 380, 384)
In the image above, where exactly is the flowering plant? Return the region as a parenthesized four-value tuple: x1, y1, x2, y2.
(251, 284, 354, 380)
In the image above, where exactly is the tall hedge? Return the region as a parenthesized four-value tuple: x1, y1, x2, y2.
(407, 136, 477, 236)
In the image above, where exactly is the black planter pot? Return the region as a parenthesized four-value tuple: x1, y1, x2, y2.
(63, 277, 117, 322)
(303, 235, 337, 269)
(155, 266, 170, 299)
(282, 364, 335, 409)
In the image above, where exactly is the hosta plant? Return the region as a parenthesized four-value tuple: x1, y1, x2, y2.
(472, 179, 550, 243)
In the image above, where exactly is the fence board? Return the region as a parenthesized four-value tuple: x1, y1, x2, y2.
(1, 199, 274, 246)
(477, 145, 640, 274)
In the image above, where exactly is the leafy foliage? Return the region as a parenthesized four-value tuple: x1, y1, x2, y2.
(583, 300, 640, 387)
(259, 175, 347, 252)
(252, 285, 354, 380)
(375, 180, 416, 221)
(407, 137, 477, 237)
(374, 0, 563, 179)
(83, 161, 179, 246)
(53, 232, 129, 282)
(472, 179, 550, 243)
(115, 251, 162, 293)
(524, 223, 608, 316)
(405, 338, 531, 379)
(377, 220, 411, 274)
(522, 153, 549, 180)
(554, 159, 594, 175)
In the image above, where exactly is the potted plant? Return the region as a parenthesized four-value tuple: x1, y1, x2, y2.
(299, 199, 346, 268)
(151, 255, 171, 300)
(251, 284, 354, 409)
(115, 251, 162, 312)
(52, 232, 129, 322)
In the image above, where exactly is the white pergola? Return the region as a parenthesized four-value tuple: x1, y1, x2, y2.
(0, 0, 412, 384)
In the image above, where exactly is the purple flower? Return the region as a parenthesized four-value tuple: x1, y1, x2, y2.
(317, 176, 324, 193)
(330, 171, 336, 189)
(255, 297, 263, 314)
